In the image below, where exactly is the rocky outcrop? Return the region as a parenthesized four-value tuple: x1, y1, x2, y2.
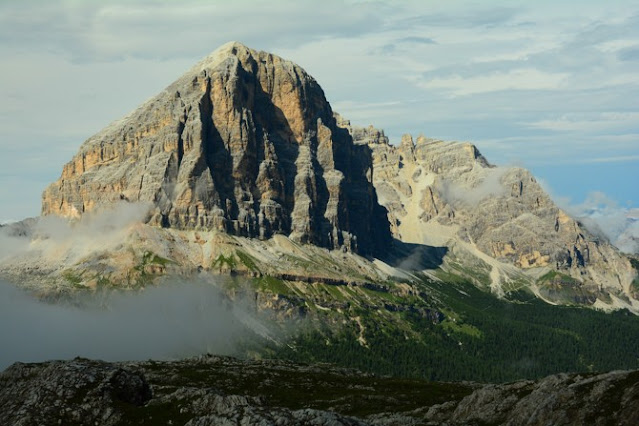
(428, 369, 639, 425)
(2, 356, 638, 426)
(42, 42, 391, 256)
(0, 359, 152, 426)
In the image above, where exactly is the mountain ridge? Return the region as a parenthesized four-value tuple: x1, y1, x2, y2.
(21, 41, 639, 311)
(2, 356, 639, 426)
(335, 116, 637, 308)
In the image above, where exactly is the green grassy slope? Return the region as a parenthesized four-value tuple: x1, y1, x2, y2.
(271, 274, 639, 383)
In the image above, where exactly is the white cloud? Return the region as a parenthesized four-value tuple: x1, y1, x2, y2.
(595, 39, 639, 52)
(556, 191, 639, 254)
(575, 155, 639, 164)
(417, 69, 569, 97)
(527, 112, 639, 132)
(437, 167, 511, 206)
(0, 202, 152, 264)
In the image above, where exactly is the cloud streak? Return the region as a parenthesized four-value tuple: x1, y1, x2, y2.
(526, 112, 639, 132)
(418, 69, 568, 97)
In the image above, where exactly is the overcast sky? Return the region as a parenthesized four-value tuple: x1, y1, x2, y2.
(1, 0, 638, 222)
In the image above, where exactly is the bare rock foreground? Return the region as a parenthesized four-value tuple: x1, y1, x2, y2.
(1, 356, 638, 426)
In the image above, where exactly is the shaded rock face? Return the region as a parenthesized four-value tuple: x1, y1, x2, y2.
(428, 370, 639, 426)
(42, 42, 391, 256)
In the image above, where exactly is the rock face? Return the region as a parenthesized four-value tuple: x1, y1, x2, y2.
(42, 42, 391, 256)
(2, 356, 638, 426)
(340, 118, 636, 303)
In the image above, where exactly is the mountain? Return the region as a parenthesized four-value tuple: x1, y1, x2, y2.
(42, 41, 391, 257)
(615, 210, 639, 254)
(2, 356, 638, 426)
(35, 42, 637, 310)
(338, 116, 637, 308)
(2, 42, 639, 383)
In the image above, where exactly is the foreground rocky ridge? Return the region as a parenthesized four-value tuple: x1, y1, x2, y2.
(1, 356, 638, 426)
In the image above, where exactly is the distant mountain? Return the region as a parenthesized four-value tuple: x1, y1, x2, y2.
(338, 117, 637, 309)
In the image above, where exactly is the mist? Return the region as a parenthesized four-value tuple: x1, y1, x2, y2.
(437, 167, 510, 207)
(435, 169, 639, 255)
(0, 202, 153, 263)
(559, 191, 639, 255)
(0, 277, 270, 371)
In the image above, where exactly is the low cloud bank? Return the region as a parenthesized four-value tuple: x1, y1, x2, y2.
(0, 278, 267, 371)
(437, 167, 510, 206)
(0, 202, 151, 264)
(558, 191, 639, 255)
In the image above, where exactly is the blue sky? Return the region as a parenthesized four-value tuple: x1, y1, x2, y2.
(0, 0, 638, 222)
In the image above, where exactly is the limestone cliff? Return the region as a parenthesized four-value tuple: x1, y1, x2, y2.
(42, 42, 391, 256)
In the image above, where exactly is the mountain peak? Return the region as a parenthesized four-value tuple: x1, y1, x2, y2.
(41, 42, 392, 256)
(191, 41, 307, 80)
(194, 41, 257, 70)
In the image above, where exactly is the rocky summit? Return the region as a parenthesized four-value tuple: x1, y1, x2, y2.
(42, 42, 391, 256)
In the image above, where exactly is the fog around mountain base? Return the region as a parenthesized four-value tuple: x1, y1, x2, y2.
(0, 202, 152, 265)
(0, 278, 270, 371)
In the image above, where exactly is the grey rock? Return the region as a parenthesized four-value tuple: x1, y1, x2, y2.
(0, 358, 151, 426)
(435, 370, 639, 425)
(342, 120, 637, 305)
(2, 357, 639, 426)
(42, 42, 391, 257)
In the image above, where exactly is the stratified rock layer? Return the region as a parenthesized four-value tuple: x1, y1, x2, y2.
(42, 42, 391, 256)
